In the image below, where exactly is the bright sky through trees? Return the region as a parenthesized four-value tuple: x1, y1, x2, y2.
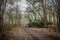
(4, 0, 58, 26)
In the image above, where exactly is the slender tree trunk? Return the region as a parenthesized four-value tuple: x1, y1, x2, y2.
(57, 0, 60, 32)
(0, 0, 7, 40)
(0, 0, 4, 32)
(0, 0, 7, 32)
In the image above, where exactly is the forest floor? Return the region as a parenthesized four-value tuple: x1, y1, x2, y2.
(1, 27, 60, 40)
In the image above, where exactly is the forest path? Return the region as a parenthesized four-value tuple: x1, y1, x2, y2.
(3, 27, 60, 40)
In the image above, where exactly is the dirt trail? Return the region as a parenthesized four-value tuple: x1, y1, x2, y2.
(2, 28, 60, 40)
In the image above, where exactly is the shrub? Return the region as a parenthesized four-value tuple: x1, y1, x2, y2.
(27, 20, 44, 28)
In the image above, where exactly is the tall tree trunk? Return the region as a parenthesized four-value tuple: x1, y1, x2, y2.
(0, 0, 4, 32)
(0, 0, 6, 40)
(57, 0, 60, 32)
(0, 0, 7, 32)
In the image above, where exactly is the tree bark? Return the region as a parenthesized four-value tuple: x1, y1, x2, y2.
(0, 0, 7, 32)
(57, 0, 60, 32)
(0, 0, 4, 32)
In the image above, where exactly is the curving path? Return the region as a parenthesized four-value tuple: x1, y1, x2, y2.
(2, 28, 60, 40)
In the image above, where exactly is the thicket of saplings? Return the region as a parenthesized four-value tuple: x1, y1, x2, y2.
(27, 20, 52, 28)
